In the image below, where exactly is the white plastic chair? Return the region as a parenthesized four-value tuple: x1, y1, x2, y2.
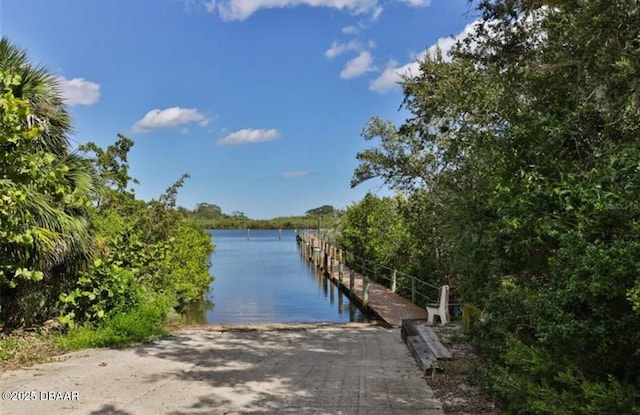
(426, 285, 450, 325)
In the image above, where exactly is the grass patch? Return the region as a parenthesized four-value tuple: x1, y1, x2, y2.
(0, 332, 64, 371)
(2, 298, 170, 370)
(59, 300, 168, 350)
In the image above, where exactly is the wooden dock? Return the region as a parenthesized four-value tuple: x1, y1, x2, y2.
(298, 233, 429, 327)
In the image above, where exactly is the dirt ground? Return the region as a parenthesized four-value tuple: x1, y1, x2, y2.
(427, 325, 501, 415)
(1, 323, 444, 415)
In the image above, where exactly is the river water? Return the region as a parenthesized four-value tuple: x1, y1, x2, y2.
(182, 229, 369, 324)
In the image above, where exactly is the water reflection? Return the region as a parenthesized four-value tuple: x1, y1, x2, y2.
(182, 229, 371, 324)
(181, 297, 214, 325)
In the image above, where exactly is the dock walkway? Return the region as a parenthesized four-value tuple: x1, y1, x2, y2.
(299, 234, 429, 327)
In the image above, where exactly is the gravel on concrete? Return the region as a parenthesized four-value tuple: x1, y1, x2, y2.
(0, 323, 443, 415)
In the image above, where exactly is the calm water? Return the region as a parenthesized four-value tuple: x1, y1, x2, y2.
(183, 229, 369, 324)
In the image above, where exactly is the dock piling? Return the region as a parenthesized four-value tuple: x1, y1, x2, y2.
(349, 269, 355, 298)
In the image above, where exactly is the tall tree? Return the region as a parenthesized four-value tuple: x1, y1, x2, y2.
(193, 203, 223, 219)
(0, 39, 96, 329)
(305, 205, 335, 216)
(79, 134, 138, 205)
(351, 1, 640, 412)
(0, 38, 72, 156)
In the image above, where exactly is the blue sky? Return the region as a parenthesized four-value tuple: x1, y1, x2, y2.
(2, 0, 477, 218)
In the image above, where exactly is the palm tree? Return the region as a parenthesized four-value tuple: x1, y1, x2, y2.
(0, 37, 73, 157)
(0, 37, 97, 329)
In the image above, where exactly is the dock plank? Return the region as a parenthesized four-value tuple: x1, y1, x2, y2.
(328, 266, 429, 326)
(300, 234, 429, 327)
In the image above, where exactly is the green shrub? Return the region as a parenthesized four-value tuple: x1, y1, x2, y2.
(58, 175, 214, 328)
(58, 259, 144, 327)
(159, 220, 213, 308)
(488, 336, 640, 415)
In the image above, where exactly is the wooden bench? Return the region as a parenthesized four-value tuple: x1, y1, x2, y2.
(426, 285, 450, 325)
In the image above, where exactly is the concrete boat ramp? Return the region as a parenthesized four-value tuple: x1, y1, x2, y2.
(1, 323, 444, 415)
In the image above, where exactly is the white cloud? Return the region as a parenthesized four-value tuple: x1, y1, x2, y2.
(342, 25, 359, 35)
(56, 77, 100, 106)
(132, 107, 211, 133)
(370, 5, 382, 20)
(369, 58, 422, 93)
(398, 0, 430, 6)
(211, 0, 379, 21)
(369, 20, 479, 93)
(340, 51, 377, 79)
(283, 170, 310, 178)
(217, 128, 279, 145)
(324, 40, 362, 59)
(204, 0, 216, 12)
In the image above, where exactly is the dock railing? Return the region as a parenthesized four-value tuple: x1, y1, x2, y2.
(296, 229, 442, 308)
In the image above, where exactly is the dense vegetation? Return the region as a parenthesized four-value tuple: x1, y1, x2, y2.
(0, 38, 213, 346)
(339, 1, 640, 413)
(182, 202, 342, 230)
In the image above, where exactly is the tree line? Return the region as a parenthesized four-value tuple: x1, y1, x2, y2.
(337, 1, 640, 413)
(182, 203, 342, 230)
(0, 38, 213, 343)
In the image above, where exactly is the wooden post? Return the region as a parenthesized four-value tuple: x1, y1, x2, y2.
(279, 228, 282, 240)
(362, 257, 366, 275)
(312, 237, 316, 262)
(324, 243, 329, 270)
(338, 263, 343, 287)
(247, 228, 250, 240)
(391, 269, 397, 293)
(329, 247, 333, 275)
(349, 269, 355, 298)
(330, 277, 335, 304)
(363, 273, 369, 308)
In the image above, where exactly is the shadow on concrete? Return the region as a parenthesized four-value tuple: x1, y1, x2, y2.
(133, 325, 442, 414)
(89, 404, 132, 415)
